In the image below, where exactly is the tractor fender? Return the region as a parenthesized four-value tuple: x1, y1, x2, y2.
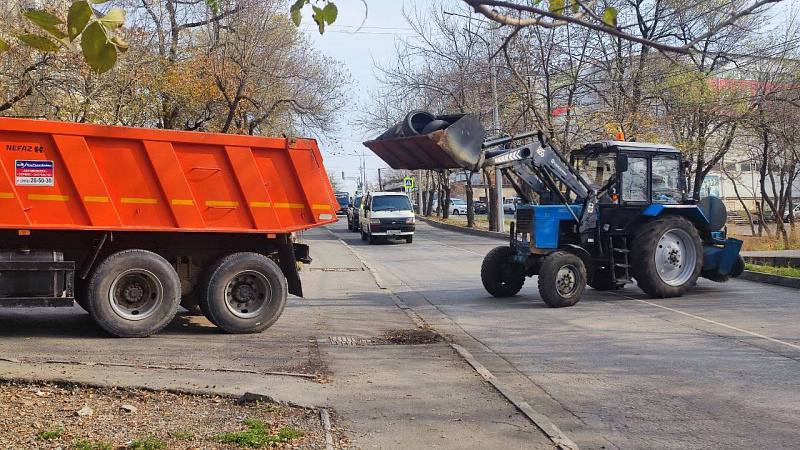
(560, 244, 596, 280)
(631, 204, 712, 241)
(640, 204, 710, 231)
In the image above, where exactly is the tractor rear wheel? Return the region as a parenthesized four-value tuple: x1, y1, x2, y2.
(538, 251, 586, 307)
(631, 216, 702, 298)
(481, 246, 525, 297)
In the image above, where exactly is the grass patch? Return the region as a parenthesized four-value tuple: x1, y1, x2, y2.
(128, 437, 166, 450)
(169, 430, 194, 440)
(746, 263, 800, 278)
(215, 419, 302, 448)
(72, 439, 113, 450)
(36, 428, 63, 440)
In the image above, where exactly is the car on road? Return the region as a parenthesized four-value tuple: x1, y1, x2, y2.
(335, 192, 351, 215)
(449, 198, 468, 215)
(359, 192, 415, 244)
(503, 197, 520, 214)
(347, 195, 363, 231)
(474, 200, 487, 214)
(784, 205, 800, 222)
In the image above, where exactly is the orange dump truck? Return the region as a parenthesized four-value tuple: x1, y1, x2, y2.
(0, 118, 338, 337)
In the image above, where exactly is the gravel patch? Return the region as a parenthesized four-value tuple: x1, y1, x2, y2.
(0, 381, 348, 449)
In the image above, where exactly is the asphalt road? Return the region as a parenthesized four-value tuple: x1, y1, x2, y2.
(332, 220, 800, 450)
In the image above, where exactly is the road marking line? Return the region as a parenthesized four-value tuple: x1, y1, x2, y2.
(629, 297, 800, 351)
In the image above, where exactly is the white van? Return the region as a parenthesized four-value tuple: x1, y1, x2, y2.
(359, 192, 416, 244)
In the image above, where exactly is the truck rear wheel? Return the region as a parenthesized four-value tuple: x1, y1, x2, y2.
(631, 216, 702, 298)
(87, 250, 181, 337)
(538, 251, 586, 307)
(481, 246, 525, 297)
(198, 252, 287, 334)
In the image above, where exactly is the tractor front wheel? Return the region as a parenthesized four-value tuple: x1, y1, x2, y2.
(537, 251, 586, 307)
(481, 246, 525, 297)
(631, 216, 702, 298)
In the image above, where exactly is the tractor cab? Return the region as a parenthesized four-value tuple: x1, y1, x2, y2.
(571, 141, 686, 207)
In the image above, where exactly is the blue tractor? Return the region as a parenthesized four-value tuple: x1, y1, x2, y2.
(364, 112, 745, 307)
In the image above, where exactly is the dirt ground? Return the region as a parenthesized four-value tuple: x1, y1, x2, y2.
(0, 381, 342, 450)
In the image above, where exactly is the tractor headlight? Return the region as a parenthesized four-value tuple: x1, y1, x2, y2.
(405, 217, 415, 224)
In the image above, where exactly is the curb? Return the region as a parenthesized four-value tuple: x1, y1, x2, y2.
(743, 256, 800, 268)
(739, 270, 800, 289)
(416, 215, 508, 241)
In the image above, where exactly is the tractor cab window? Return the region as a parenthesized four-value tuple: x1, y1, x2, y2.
(574, 153, 616, 187)
(651, 156, 682, 203)
(622, 156, 648, 202)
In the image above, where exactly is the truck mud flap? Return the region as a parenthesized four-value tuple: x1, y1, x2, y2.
(277, 243, 303, 297)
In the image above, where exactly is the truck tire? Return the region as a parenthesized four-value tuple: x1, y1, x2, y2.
(537, 251, 586, 307)
(481, 246, 525, 297)
(87, 250, 181, 338)
(198, 252, 287, 334)
(631, 216, 702, 298)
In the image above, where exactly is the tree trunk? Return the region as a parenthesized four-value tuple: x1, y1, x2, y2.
(441, 170, 451, 220)
(465, 170, 475, 228)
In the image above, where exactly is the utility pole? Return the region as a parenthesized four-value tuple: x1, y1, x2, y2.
(490, 25, 505, 233)
(417, 169, 423, 214)
(378, 168, 384, 191)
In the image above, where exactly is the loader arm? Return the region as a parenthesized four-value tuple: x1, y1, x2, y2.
(483, 133, 600, 232)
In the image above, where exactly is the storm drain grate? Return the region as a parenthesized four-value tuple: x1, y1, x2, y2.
(328, 336, 386, 346)
(327, 329, 443, 347)
(309, 267, 365, 272)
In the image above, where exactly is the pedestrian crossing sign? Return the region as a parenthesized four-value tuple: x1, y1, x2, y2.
(403, 177, 414, 192)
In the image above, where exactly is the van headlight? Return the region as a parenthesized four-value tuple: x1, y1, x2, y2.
(405, 217, 415, 224)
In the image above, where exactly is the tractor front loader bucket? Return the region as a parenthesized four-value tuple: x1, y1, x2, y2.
(363, 112, 486, 171)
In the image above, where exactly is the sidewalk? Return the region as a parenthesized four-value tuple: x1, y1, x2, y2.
(0, 226, 552, 449)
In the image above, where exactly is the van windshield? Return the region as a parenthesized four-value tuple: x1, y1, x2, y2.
(372, 195, 412, 212)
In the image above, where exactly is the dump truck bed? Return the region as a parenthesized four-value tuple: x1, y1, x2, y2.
(0, 118, 338, 233)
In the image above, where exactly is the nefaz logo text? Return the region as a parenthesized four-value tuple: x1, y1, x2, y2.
(4, 143, 44, 153)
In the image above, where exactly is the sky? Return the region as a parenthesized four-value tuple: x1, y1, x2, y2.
(301, 0, 425, 194)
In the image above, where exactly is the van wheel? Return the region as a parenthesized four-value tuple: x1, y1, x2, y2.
(87, 250, 181, 338)
(198, 252, 287, 334)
